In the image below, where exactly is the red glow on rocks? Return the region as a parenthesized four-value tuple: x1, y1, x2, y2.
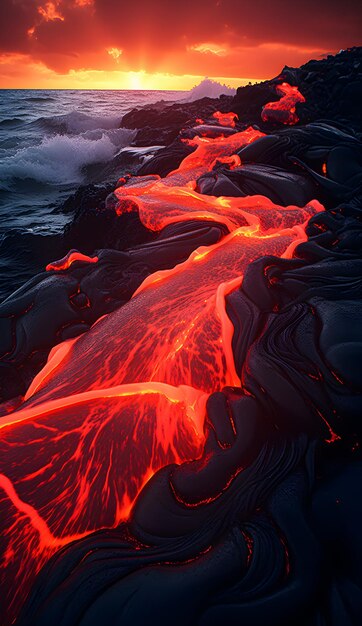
(241, 530, 254, 567)
(315, 408, 341, 444)
(261, 82, 305, 125)
(46, 250, 98, 272)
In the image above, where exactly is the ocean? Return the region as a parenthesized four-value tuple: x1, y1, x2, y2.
(0, 88, 185, 301)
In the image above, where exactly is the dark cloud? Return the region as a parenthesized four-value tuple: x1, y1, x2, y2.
(0, 0, 361, 76)
(0, 1, 39, 53)
(94, 0, 362, 50)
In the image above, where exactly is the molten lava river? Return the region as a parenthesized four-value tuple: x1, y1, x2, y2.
(0, 109, 323, 623)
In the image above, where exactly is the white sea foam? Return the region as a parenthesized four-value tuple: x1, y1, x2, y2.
(2, 128, 136, 184)
(31, 110, 124, 134)
(180, 78, 236, 103)
(59, 111, 124, 133)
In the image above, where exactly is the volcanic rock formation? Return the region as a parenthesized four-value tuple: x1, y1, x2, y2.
(0, 48, 361, 626)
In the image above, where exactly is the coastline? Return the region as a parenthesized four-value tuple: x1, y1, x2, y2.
(0, 47, 362, 626)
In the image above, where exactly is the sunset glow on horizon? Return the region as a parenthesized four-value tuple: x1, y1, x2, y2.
(0, 0, 361, 90)
(0, 53, 256, 90)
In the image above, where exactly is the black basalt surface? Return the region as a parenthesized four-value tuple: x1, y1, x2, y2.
(120, 95, 234, 145)
(231, 47, 362, 132)
(1, 48, 362, 626)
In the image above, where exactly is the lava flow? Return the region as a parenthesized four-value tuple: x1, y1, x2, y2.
(261, 82, 305, 125)
(46, 250, 99, 272)
(0, 114, 323, 624)
(212, 110, 238, 127)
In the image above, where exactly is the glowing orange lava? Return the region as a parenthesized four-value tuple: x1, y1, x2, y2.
(0, 115, 323, 625)
(212, 110, 238, 127)
(46, 250, 99, 272)
(261, 82, 305, 125)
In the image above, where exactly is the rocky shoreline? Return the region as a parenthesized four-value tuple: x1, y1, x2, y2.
(0, 47, 362, 626)
(1, 47, 361, 400)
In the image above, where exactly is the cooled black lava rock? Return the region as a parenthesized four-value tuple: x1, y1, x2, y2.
(231, 47, 362, 132)
(197, 163, 318, 206)
(138, 138, 194, 176)
(231, 82, 280, 124)
(55, 183, 116, 215)
(120, 95, 234, 145)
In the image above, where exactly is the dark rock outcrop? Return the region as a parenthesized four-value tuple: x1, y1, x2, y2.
(120, 95, 234, 146)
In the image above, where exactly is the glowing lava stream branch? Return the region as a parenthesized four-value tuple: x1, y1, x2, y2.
(1, 382, 207, 434)
(24, 337, 78, 401)
(0, 473, 90, 549)
(216, 276, 244, 387)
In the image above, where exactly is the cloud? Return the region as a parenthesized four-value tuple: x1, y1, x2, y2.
(188, 42, 228, 56)
(0, 0, 361, 85)
(107, 47, 123, 61)
(37, 2, 64, 22)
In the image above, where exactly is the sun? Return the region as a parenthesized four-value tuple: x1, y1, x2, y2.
(128, 72, 144, 90)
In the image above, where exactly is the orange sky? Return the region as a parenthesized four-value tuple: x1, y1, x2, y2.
(0, 0, 361, 90)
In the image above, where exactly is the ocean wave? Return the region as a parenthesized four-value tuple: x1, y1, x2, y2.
(26, 96, 56, 103)
(29, 110, 123, 135)
(0, 117, 24, 128)
(1, 128, 136, 185)
(179, 78, 236, 103)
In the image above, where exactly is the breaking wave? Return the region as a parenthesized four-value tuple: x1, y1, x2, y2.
(28, 110, 123, 135)
(180, 78, 236, 103)
(2, 128, 136, 185)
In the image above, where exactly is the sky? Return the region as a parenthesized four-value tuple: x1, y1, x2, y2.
(0, 0, 361, 90)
